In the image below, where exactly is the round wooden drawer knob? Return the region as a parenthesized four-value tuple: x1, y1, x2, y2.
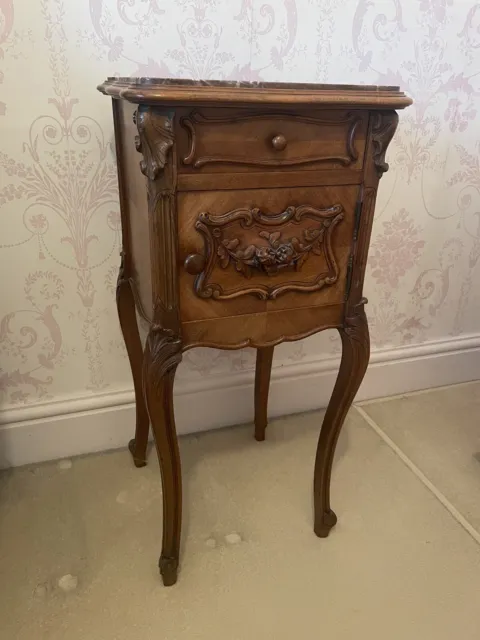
(271, 134, 287, 151)
(184, 253, 205, 275)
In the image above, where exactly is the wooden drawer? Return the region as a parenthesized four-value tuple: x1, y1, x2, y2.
(178, 185, 359, 323)
(177, 108, 368, 174)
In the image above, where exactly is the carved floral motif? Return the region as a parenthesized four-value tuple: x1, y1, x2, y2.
(194, 204, 344, 300)
(217, 223, 334, 277)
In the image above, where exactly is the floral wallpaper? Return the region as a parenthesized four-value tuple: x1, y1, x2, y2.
(1, 0, 479, 410)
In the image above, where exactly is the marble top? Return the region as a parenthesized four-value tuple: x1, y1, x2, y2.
(98, 77, 412, 109)
(104, 77, 400, 91)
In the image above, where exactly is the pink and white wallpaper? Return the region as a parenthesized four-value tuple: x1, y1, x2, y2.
(1, 0, 479, 410)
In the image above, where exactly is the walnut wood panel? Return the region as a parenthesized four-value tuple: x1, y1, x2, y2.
(134, 105, 180, 334)
(176, 108, 368, 174)
(181, 303, 344, 350)
(178, 185, 358, 322)
(114, 100, 153, 321)
(195, 204, 344, 297)
(177, 168, 363, 192)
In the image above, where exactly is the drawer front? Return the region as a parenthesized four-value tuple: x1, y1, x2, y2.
(178, 186, 358, 323)
(177, 108, 368, 174)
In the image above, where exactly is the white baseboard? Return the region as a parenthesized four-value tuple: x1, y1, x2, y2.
(1, 334, 480, 469)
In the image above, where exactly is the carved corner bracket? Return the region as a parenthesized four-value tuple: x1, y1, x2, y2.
(134, 107, 175, 181)
(371, 111, 399, 178)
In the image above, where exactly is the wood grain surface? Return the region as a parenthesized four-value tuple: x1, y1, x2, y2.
(178, 185, 359, 322)
(176, 108, 367, 173)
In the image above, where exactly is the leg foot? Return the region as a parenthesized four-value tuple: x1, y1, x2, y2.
(313, 303, 370, 537)
(143, 327, 183, 586)
(314, 509, 338, 538)
(254, 346, 274, 441)
(159, 555, 179, 586)
(128, 439, 147, 468)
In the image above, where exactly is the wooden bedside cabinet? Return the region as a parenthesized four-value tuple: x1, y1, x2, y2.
(98, 78, 412, 586)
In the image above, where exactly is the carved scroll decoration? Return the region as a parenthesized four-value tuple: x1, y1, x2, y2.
(193, 204, 344, 301)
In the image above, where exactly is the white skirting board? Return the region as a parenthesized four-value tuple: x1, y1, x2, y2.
(1, 334, 479, 469)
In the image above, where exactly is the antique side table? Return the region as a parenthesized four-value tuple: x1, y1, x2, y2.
(98, 78, 412, 585)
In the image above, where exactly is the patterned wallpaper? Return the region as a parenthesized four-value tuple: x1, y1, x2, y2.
(1, 0, 480, 410)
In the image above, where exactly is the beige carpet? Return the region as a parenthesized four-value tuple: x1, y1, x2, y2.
(2, 385, 480, 639)
(361, 382, 480, 534)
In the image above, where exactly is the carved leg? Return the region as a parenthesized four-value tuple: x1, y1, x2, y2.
(313, 304, 370, 537)
(116, 267, 150, 468)
(254, 346, 274, 441)
(143, 327, 182, 587)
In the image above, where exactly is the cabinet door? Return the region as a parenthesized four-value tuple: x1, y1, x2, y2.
(178, 185, 359, 323)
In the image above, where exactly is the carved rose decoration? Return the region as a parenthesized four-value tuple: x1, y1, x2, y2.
(216, 225, 328, 277)
(194, 204, 343, 300)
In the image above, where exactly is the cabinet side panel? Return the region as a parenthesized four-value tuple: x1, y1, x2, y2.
(113, 99, 153, 321)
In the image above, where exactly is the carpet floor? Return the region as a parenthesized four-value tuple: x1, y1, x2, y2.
(1, 382, 480, 639)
